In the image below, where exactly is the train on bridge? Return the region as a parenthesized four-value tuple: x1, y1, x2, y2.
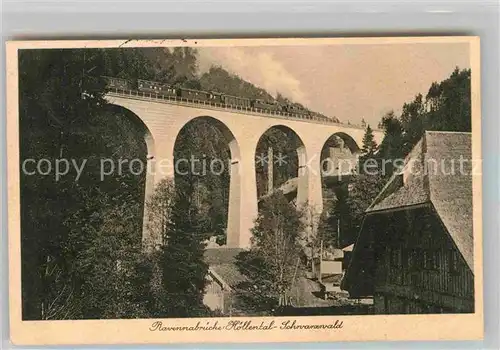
(103, 76, 334, 121)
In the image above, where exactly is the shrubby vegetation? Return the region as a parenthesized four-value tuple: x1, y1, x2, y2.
(20, 49, 152, 319)
(233, 191, 305, 314)
(322, 67, 472, 247)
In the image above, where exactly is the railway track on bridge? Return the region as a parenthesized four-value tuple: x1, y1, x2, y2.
(106, 88, 371, 129)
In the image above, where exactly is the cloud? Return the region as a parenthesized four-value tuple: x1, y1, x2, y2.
(198, 47, 309, 105)
(196, 43, 470, 126)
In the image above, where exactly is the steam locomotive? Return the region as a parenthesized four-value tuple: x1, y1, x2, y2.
(104, 76, 323, 119)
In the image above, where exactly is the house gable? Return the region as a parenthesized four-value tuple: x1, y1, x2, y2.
(343, 131, 474, 306)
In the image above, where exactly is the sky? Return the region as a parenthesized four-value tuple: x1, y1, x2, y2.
(197, 42, 470, 127)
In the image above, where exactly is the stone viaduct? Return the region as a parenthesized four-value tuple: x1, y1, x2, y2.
(106, 89, 384, 249)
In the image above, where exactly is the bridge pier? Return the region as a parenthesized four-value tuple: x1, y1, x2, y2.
(297, 140, 325, 241)
(226, 140, 258, 248)
(297, 144, 324, 214)
(226, 159, 243, 248)
(267, 147, 274, 195)
(141, 137, 176, 249)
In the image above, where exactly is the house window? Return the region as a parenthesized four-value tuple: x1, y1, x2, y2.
(411, 248, 423, 270)
(423, 250, 438, 270)
(401, 249, 410, 284)
(407, 248, 415, 268)
(448, 250, 459, 274)
(401, 248, 409, 268)
(423, 250, 429, 269)
(410, 273, 419, 286)
(434, 250, 442, 269)
(389, 248, 401, 267)
(424, 220, 432, 231)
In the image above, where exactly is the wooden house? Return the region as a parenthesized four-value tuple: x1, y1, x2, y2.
(203, 248, 246, 315)
(315, 248, 344, 298)
(341, 131, 474, 314)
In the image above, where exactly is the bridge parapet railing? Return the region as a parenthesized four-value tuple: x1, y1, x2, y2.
(106, 87, 366, 128)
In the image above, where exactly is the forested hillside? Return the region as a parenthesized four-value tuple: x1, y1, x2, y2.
(19, 49, 152, 319)
(199, 66, 274, 100)
(197, 65, 339, 122)
(321, 67, 472, 248)
(19, 47, 317, 318)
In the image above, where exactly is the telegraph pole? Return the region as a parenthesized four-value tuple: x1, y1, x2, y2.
(267, 147, 273, 194)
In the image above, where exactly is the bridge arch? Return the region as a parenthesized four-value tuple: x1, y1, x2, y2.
(105, 103, 156, 244)
(172, 116, 242, 247)
(320, 133, 359, 174)
(255, 124, 309, 208)
(105, 104, 156, 156)
(174, 115, 241, 161)
(324, 132, 360, 155)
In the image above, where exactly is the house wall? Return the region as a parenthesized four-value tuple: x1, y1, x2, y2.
(372, 207, 474, 314)
(203, 275, 225, 313)
(203, 273, 238, 315)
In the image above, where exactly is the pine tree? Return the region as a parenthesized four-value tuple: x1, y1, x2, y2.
(159, 177, 209, 317)
(400, 93, 426, 156)
(358, 125, 379, 176)
(234, 191, 304, 314)
(361, 125, 378, 156)
(19, 48, 112, 320)
(425, 67, 471, 132)
(378, 111, 404, 177)
(330, 184, 353, 247)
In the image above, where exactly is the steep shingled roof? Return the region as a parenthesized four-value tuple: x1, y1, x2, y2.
(204, 247, 244, 265)
(357, 131, 473, 269)
(367, 138, 429, 213)
(425, 131, 473, 270)
(342, 131, 474, 295)
(204, 248, 247, 289)
(370, 131, 472, 270)
(210, 264, 247, 288)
